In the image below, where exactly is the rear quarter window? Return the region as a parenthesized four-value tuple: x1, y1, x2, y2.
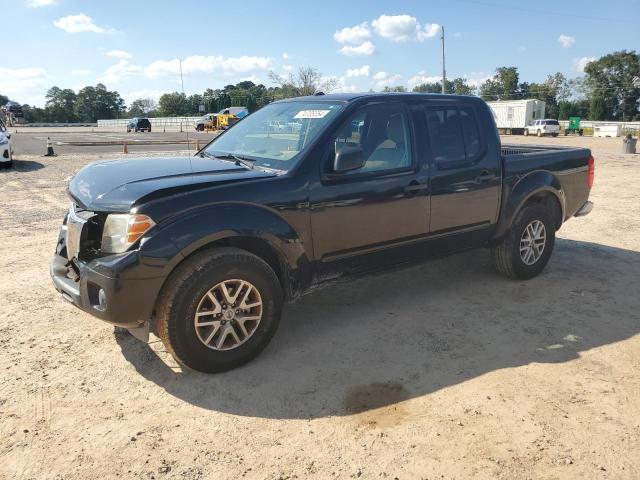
(425, 105, 484, 169)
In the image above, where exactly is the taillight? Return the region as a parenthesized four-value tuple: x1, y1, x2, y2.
(587, 155, 595, 188)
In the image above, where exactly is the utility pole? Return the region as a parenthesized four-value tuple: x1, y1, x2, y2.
(441, 25, 446, 94)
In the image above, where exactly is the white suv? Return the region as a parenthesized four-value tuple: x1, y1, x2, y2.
(0, 119, 12, 167)
(525, 119, 560, 137)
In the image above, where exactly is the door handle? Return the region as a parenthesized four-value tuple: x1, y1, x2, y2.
(476, 171, 496, 183)
(405, 181, 429, 194)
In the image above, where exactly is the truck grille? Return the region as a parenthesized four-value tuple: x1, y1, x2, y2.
(65, 203, 104, 260)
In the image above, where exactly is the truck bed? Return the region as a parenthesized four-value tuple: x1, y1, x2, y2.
(501, 143, 592, 221)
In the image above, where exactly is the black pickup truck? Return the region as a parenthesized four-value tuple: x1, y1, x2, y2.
(51, 93, 594, 373)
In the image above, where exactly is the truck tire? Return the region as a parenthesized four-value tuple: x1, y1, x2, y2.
(524, 129, 529, 136)
(156, 247, 283, 373)
(491, 203, 555, 280)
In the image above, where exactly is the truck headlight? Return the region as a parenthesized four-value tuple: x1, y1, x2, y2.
(101, 214, 155, 253)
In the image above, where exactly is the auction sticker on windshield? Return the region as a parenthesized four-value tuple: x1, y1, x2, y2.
(294, 110, 331, 119)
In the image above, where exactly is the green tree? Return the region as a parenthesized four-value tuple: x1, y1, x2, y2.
(0, 94, 8, 105)
(128, 98, 157, 117)
(413, 78, 474, 95)
(158, 92, 189, 116)
(75, 84, 125, 122)
(45, 87, 78, 122)
(584, 50, 640, 120)
(479, 67, 520, 100)
(383, 86, 407, 92)
(589, 96, 607, 120)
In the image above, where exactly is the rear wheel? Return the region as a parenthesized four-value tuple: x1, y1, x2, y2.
(552, 133, 558, 137)
(491, 203, 555, 280)
(156, 247, 283, 373)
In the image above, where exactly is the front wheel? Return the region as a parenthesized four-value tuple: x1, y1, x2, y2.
(491, 204, 555, 280)
(156, 247, 283, 373)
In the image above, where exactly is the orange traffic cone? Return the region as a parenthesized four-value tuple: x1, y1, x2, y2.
(123, 143, 128, 154)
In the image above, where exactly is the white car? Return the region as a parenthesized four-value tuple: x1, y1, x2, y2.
(0, 119, 13, 167)
(525, 119, 560, 137)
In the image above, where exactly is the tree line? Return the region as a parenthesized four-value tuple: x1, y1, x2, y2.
(3, 50, 638, 123)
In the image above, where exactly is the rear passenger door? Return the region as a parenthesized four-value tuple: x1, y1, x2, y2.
(421, 103, 501, 238)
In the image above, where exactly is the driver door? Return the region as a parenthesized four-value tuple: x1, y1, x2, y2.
(309, 101, 430, 277)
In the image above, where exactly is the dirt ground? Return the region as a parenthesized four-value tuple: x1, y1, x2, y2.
(0, 136, 639, 480)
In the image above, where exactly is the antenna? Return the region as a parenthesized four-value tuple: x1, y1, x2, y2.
(179, 58, 191, 154)
(441, 25, 446, 94)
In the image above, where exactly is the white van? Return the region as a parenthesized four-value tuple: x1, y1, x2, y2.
(0, 119, 13, 167)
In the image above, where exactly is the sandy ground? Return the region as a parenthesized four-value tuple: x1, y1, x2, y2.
(0, 136, 639, 480)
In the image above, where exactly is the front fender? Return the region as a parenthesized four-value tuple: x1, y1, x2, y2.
(141, 203, 311, 296)
(493, 170, 565, 240)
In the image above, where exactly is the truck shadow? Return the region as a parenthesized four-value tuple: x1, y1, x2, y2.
(116, 238, 640, 420)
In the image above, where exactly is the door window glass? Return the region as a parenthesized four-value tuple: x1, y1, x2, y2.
(333, 104, 412, 174)
(425, 108, 466, 166)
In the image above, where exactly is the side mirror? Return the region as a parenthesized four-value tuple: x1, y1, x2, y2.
(333, 145, 365, 173)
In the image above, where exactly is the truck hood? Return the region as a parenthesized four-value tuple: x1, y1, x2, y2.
(68, 155, 277, 211)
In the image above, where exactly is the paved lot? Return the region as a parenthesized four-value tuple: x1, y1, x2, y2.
(0, 136, 639, 479)
(9, 127, 218, 155)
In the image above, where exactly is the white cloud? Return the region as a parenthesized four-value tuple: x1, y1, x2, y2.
(464, 72, 492, 88)
(144, 55, 273, 78)
(332, 78, 359, 93)
(26, 0, 57, 7)
(372, 71, 403, 89)
(282, 52, 290, 60)
(54, 13, 106, 33)
(0, 67, 51, 106)
(346, 65, 370, 78)
(372, 15, 416, 42)
(558, 34, 576, 48)
(71, 69, 91, 75)
(334, 22, 371, 44)
(106, 50, 132, 59)
(408, 74, 441, 89)
(417, 23, 441, 41)
(574, 56, 596, 73)
(339, 41, 376, 57)
(371, 15, 440, 43)
(282, 64, 294, 71)
(100, 60, 142, 84)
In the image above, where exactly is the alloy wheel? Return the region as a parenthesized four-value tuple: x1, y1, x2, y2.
(193, 279, 263, 351)
(520, 220, 546, 265)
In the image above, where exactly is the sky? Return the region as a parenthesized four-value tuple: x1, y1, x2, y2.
(2, 0, 638, 107)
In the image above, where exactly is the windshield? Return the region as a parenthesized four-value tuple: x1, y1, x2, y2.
(204, 101, 344, 171)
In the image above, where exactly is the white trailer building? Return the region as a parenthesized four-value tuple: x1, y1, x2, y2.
(487, 99, 546, 133)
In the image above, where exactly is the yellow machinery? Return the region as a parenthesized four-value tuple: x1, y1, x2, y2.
(204, 113, 239, 132)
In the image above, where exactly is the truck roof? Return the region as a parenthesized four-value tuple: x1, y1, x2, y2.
(275, 92, 479, 103)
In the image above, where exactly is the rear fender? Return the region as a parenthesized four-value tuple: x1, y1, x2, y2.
(493, 170, 565, 240)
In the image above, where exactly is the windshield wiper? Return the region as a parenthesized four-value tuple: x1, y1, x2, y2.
(210, 152, 256, 170)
